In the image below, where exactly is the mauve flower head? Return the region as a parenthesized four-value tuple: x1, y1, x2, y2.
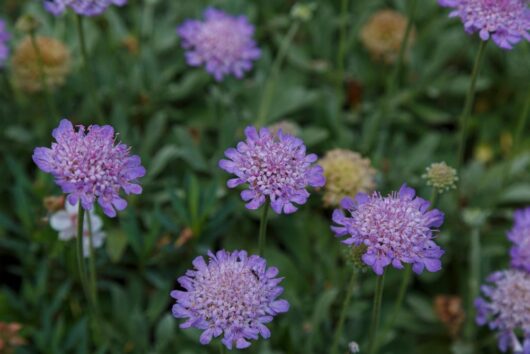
(507, 207, 530, 273)
(438, 0, 530, 50)
(331, 184, 445, 275)
(219, 126, 325, 214)
(44, 0, 127, 16)
(33, 119, 146, 217)
(0, 19, 10, 68)
(177, 8, 261, 81)
(475, 269, 530, 353)
(170, 250, 289, 350)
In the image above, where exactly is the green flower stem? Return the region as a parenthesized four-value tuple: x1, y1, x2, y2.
(363, 0, 417, 156)
(457, 40, 488, 170)
(336, 0, 349, 94)
(258, 201, 270, 257)
(219, 343, 226, 354)
(76, 14, 104, 123)
(384, 265, 412, 337)
(29, 30, 58, 121)
(430, 189, 438, 208)
(466, 227, 481, 342)
(513, 91, 530, 154)
(85, 211, 99, 313)
(76, 203, 89, 302)
(256, 21, 300, 126)
(368, 272, 386, 354)
(330, 269, 357, 354)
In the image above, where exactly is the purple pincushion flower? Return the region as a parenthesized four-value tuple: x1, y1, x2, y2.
(0, 19, 10, 67)
(507, 207, 530, 273)
(438, 0, 530, 49)
(475, 269, 530, 353)
(33, 119, 145, 217)
(219, 126, 325, 214)
(44, 0, 127, 16)
(177, 8, 261, 81)
(170, 250, 289, 350)
(331, 184, 445, 275)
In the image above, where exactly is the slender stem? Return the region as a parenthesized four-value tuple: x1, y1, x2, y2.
(258, 201, 270, 257)
(256, 22, 300, 126)
(336, 0, 349, 95)
(430, 189, 438, 208)
(466, 228, 481, 342)
(76, 203, 89, 301)
(86, 211, 99, 313)
(330, 270, 357, 354)
(457, 40, 488, 170)
(76, 14, 104, 122)
(368, 273, 385, 354)
(29, 31, 58, 120)
(219, 343, 226, 354)
(513, 91, 530, 154)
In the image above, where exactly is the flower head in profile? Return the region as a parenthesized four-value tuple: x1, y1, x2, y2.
(0, 19, 10, 68)
(33, 119, 146, 217)
(319, 149, 376, 207)
(50, 202, 106, 257)
(360, 9, 415, 64)
(438, 0, 530, 50)
(422, 161, 458, 193)
(170, 250, 289, 350)
(177, 8, 261, 81)
(219, 126, 325, 214)
(507, 207, 530, 273)
(475, 269, 530, 353)
(12, 36, 70, 93)
(332, 184, 445, 275)
(44, 0, 127, 16)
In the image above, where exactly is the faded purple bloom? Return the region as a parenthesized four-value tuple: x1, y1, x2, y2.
(331, 184, 445, 275)
(177, 8, 261, 81)
(33, 119, 145, 217)
(44, 0, 127, 16)
(438, 0, 530, 49)
(0, 19, 9, 67)
(219, 126, 325, 214)
(170, 250, 289, 350)
(508, 207, 530, 273)
(475, 269, 530, 353)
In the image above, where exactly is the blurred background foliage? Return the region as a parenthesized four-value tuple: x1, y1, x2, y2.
(0, 0, 529, 353)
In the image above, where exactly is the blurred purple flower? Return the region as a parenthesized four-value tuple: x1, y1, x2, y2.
(0, 19, 10, 67)
(33, 119, 145, 217)
(438, 0, 530, 49)
(170, 250, 289, 350)
(331, 184, 445, 275)
(177, 8, 261, 81)
(44, 0, 127, 16)
(508, 207, 530, 273)
(475, 269, 530, 353)
(219, 126, 325, 214)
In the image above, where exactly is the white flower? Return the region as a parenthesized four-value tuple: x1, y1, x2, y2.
(50, 202, 106, 257)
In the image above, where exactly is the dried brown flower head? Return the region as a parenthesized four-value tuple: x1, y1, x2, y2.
(434, 295, 465, 338)
(0, 322, 26, 354)
(12, 35, 70, 93)
(360, 10, 415, 64)
(43, 195, 65, 213)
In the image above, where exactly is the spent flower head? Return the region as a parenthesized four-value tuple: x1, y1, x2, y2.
(12, 36, 70, 93)
(507, 207, 530, 273)
(33, 119, 146, 217)
(360, 9, 415, 64)
(422, 162, 458, 193)
(319, 149, 376, 207)
(177, 8, 261, 81)
(219, 126, 325, 214)
(44, 0, 127, 16)
(0, 322, 26, 353)
(332, 184, 445, 275)
(170, 250, 289, 350)
(0, 19, 10, 68)
(475, 269, 530, 353)
(438, 0, 530, 49)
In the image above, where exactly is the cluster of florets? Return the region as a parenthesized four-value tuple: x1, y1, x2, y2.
(422, 162, 458, 193)
(44, 0, 127, 16)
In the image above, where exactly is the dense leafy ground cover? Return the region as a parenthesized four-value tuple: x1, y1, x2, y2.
(0, 0, 529, 353)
